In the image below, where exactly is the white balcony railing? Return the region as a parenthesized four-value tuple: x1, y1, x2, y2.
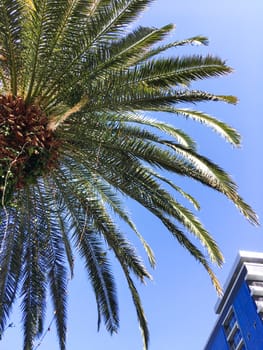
(249, 284, 263, 297)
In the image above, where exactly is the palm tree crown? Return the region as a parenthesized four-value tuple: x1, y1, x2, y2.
(0, 0, 258, 349)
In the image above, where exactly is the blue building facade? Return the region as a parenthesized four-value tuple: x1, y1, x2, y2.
(204, 252, 263, 350)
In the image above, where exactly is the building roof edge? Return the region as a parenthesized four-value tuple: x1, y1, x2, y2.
(215, 251, 263, 314)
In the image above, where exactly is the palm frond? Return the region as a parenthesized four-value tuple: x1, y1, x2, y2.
(147, 168, 201, 210)
(20, 195, 47, 350)
(87, 24, 175, 79)
(154, 213, 222, 294)
(0, 208, 24, 335)
(125, 55, 233, 88)
(122, 267, 149, 350)
(164, 107, 241, 146)
(40, 0, 154, 103)
(139, 35, 209, 62)
(0, 0, 24, 94)
(108, 112, 197, 149)
(24, 0, 73, 102)
(0, 1, 258, 349)
(47, 237, 68, 350)
(82, 172, 156, 267)
(78, 229, 119, 333)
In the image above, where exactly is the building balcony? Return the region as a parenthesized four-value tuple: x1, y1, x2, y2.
(226, 322, 238, 341)
(249, 284, 263, 297)
(255, 300, 263, 313)
(235, 338, 244, 350)
(245, 264, 263, 282)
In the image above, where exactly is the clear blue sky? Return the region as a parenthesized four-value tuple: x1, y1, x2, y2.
(1, 1, 263, 349)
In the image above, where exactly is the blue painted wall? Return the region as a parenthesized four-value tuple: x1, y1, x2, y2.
(204, 325, 228, 350)
(233, 281, 263, 349)
(204, 280, 263, 349)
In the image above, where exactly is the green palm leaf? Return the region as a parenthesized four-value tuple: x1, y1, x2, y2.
(0, 1, 258, 349)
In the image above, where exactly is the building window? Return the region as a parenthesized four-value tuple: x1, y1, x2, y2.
(229, 329, 242, 349)
(224, 312, 237, 337)
(247, 280, 263, 320)
(223, 308, 246, 350)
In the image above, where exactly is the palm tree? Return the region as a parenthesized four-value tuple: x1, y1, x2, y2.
(0, 0, 258, 349)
